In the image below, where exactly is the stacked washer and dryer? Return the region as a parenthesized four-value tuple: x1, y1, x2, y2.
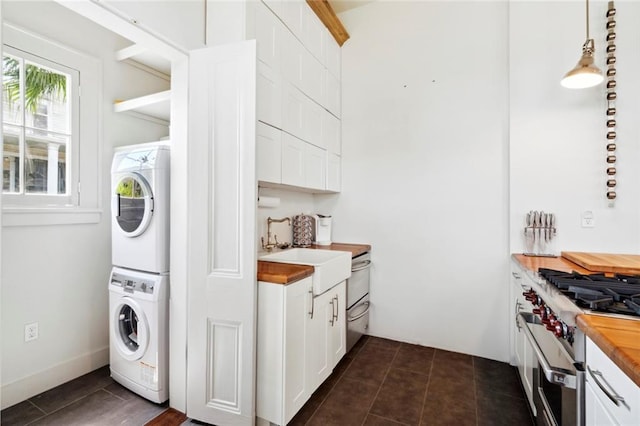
(108, 142, 170, 403)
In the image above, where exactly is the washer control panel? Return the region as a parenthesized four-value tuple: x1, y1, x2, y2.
(111, 272, 155, 294)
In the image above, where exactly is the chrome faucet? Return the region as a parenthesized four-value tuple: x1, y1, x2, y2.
(261, 216, 291, 250)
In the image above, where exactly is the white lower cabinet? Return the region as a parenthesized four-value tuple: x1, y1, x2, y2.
(257, 278, 346, 425)
(585, 337, 640, 426)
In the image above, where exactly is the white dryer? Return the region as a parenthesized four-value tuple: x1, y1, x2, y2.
(109, 267, 169, 403)
(111, 142, 170, 273)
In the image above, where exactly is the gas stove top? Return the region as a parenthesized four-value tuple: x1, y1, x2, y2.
(538, 268, 640, 318)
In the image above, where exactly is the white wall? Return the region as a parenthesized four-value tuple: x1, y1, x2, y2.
(510, 0, 640, 254)
(316, 1, 511, 361)
(1, 1, 169, 409)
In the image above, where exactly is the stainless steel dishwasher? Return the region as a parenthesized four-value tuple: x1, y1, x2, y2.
(346, 252, 371, 352)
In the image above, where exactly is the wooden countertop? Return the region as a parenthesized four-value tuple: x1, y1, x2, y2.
(512, 253, 593, 275)
(257, 242, 371, 284)
(309, 242, 371, 258)
(512, 253, 640, 387)
(577, 314, 640, 388)
(257, 261, 314, 285)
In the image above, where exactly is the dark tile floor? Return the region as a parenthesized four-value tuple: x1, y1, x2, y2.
(1, 337, 534, 426)
(0, 366, 167, 426)
(290, 336, 535, 426)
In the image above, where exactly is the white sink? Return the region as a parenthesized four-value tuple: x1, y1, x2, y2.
(259, 248, 351, 294)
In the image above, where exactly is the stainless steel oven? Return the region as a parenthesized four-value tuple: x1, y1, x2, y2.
(518, 312, 585, 426)
(346, 252, 371, 352)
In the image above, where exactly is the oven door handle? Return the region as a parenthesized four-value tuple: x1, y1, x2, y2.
(348, 301, 370, 322)
(351, 260, 372, 272)
(517, 312, 577, 389)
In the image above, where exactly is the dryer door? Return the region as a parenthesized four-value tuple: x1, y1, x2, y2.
(111, 296, 149, 361)
(113, 172, 153, 237)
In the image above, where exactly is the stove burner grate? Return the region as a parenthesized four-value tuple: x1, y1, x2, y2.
(539, 268, 640, 318)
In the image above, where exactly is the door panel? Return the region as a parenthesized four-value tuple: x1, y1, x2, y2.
(187, 41, 256, 426)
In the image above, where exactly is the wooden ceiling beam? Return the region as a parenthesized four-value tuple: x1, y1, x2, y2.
(306, 0, 350, 46)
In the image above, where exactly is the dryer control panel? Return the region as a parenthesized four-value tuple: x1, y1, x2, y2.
(111, 272, 155, 294)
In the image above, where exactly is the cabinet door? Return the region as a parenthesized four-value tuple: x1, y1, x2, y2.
(323, 110, 341, 155)
(305, 98, 324, 148)
(324, 70, 341, 118)
(255, 1, 281, 71)
(327, 153, 341, 193)
(256, 122, 282, 184)
(301, 49, 324, 103)
(586, 381, 618, 426)
(325, 31, 341, 80)
(282, 83, 305, 140)
(307, 290, 333, 391)
(281, 133, 305, 187)
(304, 143, 326, 190)
(330, 281, 347, 365)
(279, 0, 305, 40)
(257, 62, 282, 128)
(282, 31, 304, 90)
(284, 278, 312, 422)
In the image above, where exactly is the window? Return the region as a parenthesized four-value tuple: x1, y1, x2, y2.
(2, 23, 101, 226)
(3, 48, 76, 202)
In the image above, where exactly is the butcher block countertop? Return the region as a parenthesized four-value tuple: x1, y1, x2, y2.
(561, 251, 640, 275)
(512, 253, 640, 387)
(309, 242, 371, 258)
(257, 261, 314, 285)
(512, 253, 593, 275)
(257, 242, 371, 285)
(577, 314, 640, 388)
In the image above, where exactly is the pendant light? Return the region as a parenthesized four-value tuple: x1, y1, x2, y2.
(561, 0, 604, 89)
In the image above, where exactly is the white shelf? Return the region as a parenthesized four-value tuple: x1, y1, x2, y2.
(114, 90, 171, 124)
(116, 44, 171, 78)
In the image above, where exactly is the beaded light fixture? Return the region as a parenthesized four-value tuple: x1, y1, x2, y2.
(605, 1, 617, 203)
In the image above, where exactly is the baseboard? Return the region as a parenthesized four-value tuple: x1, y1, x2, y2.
(1, 346, 109, 410)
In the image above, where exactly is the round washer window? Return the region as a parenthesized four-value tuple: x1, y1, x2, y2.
(114, 173, 153, 237)
(112, 297, 148, 361)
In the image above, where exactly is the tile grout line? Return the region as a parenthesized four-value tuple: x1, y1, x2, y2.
(417, 348, 436, 426)
(359, 342, 401, 426)
(24, 389, 107, 426)
(303, 335, 368, 425)
(21, 399, 48, 426)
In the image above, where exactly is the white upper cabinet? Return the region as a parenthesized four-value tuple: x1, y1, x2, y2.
(325, 31, 341, 80)
(279, 0, 305, 41)
(282, 82, 306, 140)
(257, 61, 282, 128)
(324, 70, 341, 118)
(323, 111, 341, 155)
(257, 122, 282, 184)
(303, 5, 326, 64)
(255, 1, 282, 70)
(254, 0, 342, 193)
(103, 0, 205, 51)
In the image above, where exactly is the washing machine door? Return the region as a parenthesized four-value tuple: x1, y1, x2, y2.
(111, 296, 149, 361)
(113, 172, 153, 237)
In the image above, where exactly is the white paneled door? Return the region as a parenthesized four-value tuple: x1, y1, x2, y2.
(187, 41, 257, 425)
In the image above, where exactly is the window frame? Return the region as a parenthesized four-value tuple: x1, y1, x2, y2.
(2, 23, 102, 226)
(3, 45, 79, 206)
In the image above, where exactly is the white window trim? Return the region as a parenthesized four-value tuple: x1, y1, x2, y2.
(2, 22, 103, 226)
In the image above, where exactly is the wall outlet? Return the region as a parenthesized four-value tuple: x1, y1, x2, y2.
(25, 322, 38, 342)
(581, 211, 595, 228)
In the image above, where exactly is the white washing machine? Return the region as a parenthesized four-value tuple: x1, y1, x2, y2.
(109, 266, 169, 403)
(111, 141, 170, 273)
